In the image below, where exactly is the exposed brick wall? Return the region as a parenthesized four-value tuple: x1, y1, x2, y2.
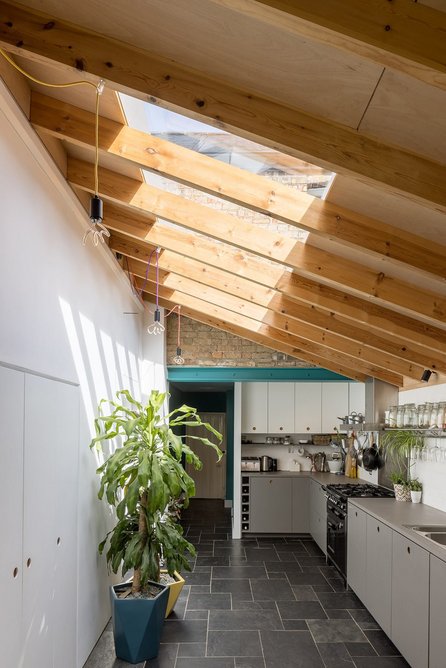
(166, 314, 314, 368)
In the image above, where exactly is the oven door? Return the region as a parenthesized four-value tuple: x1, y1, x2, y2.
(326, 505, 347, 579)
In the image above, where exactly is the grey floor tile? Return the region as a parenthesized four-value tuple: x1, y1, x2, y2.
(207, 630, 262, 657)
(235, 659, 266, 668)
(312, 583, 336, 593)
(145, 642, 178, 668)
(345, 642, 377, 657)
(184, 572, 211, 586)
(196, 556, 230, 566)
(277, 600, 327, 620)
(251, 579, 295, 601)
(209, 609, 283, 631)
(83, 630, 146, 668)
(261, 630, 325, 667)
(307, 619, 367, 643)
(245, 548, 280, 562)
(176, 659, 235, 668)
(177, 642, 206, 657)
(351, 659, 410, 668)
(297, 556, 328, 568)
(326, 609, 352, 619)
(160, 619, 208, 644)
(286, 572, 328, 586)
(291, 585, 318, 601)
(282, 620, 308, 630)
(316, 642, 355, 668)
(185, 610, 208, 620)
(364, 631, 401, 657)
(194, 566, 213, 573)
(277, 551, 297, 562)
(348, 610, 380, 630)
(213, 566, 267, 579)
(316, 592, 365, 610)
(188, 592, 231, 610)
(212, 579, 252, 595)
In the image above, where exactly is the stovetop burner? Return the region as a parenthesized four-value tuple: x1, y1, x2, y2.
(325, 483, 394, 499)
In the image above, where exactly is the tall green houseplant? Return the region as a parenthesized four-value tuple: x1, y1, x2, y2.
(91, 389, 223, 594)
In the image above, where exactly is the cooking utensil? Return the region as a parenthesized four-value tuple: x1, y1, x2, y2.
(376, 445, 385, 469)
(362, 442, 379, 471)
(314, 452, 326, 472)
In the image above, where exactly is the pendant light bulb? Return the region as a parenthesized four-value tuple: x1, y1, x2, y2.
(147, 308, 165, 335)
(173, 346, 184, 365)
(90, 194, 103, 224)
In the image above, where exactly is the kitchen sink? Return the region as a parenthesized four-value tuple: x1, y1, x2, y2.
(405, 525, 446, 548)
(425, 533, 446, 545)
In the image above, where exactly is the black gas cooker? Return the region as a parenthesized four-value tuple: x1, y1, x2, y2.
(324, 483, 394, 581)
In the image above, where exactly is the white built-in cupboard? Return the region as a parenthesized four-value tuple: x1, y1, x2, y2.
(0, 365, 79, 668)
(241, 381, 365, 434)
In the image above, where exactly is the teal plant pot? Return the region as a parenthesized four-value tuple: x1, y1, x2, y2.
(111, 581, 168, 664)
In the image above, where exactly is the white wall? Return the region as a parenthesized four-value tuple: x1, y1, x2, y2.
(0, 87, 164, 666)
(399, 383, 446, 512)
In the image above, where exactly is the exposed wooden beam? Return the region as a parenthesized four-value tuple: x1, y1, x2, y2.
(104, 202, 446, 356)
(139, 278, 403, 386)
(31, 92, 446, 280)
(115, 240, 446, 375)
(68, 159, 446, 326)
(209, 0, 446, 92)
(1, 2, 446, 211)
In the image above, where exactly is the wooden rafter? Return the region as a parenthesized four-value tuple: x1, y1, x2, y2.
(113, 237, 446, 376)
(138, 278, 403, 386)
(0, 2, 446, 211)
(68, 158, 446, 326)
(209, 0, 446, 92)
(31, 92, 446, 280)
(103, 202, 446, 356)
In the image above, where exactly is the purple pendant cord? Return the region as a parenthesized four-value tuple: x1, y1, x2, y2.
(138, 247, 158, 299)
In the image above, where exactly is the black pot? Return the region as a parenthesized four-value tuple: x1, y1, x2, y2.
(362, 443, 379, 471)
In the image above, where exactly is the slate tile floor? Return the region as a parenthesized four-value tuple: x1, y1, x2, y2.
(84, 500, 409, 668)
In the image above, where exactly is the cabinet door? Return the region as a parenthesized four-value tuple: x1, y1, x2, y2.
(365, 515, 392, 636)
(391, 533, 428, 668)
(268, 383, 294, 433)
(292, 478, 309, 533)
(250, 477, 292, 533)
(430, 555, 446, 668)
(348, 383, 365, 416)
(321, 383, 349, 433)
(0, 366, 24, 668)
(295, 382, 321, 433)
(347, 505, 367, 603)
(241, 383, 268, 433)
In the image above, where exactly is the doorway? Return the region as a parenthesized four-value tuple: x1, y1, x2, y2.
(186, 412, 226, 498)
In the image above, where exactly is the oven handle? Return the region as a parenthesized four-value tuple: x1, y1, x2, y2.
(327, 520, 339, 530)
(327, 544, 335, 554)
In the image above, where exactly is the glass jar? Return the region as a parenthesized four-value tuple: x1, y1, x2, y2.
(405, 403, 417, 427)
(423, 402, 433, 428)
(388, 405, 398, 428)
(431, 402, 440, 428)
(396, 405, 405, 429)
(417, 403, 426, 428)
(438, 402, 446, 430)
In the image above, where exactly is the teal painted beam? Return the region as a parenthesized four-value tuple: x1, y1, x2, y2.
(167, 367, 353, 382)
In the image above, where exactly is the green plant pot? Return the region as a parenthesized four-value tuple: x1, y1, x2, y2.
(110, 581, 168, 664)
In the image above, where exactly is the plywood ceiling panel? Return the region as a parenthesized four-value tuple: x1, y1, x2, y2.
(17, 0, 383, 128)
(63, 142, 143, 181)
(326, 175, 446, 244)
(359, 69, 446, 164)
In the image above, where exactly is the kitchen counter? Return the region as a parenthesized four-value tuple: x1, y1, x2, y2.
(349, 497, 446, 563)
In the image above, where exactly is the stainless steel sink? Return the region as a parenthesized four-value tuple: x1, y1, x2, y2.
(425, 533, 446, 545)
(405, 525, 446, 548)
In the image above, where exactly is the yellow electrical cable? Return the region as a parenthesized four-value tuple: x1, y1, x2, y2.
(0, 46, 102, 195)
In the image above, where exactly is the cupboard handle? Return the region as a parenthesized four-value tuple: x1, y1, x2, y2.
(252, 427, 256, 431)
(279, 426, 283, 431)
(26, 558, 31, 568)
(377, 526, 380, 532)
(13, 567, 18, 578)
(306, 427, 310, 431)
(355, 511, 358, 517)
(57, 537, 61, 546)
(407, 546, 411, 555)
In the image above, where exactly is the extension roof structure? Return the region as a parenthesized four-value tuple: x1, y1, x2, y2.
(1, 0, 446, 388)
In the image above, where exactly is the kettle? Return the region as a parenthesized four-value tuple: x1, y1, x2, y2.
(313, 452, 326, 472)
(260, 455, 273, 472)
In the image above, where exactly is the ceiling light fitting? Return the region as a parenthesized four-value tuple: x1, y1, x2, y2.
(172, 306, 184, 364)
(147, 248, 166, 335)
(0, 49, 107, 248)
(421, 369, 434, 382)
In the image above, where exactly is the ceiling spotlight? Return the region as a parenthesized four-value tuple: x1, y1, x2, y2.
(173, 346, 185, 365)
(421, 369, 433, 382)
(147, 308, 165, 335)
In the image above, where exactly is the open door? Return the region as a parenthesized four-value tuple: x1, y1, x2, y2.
(186, 412, 226, 498)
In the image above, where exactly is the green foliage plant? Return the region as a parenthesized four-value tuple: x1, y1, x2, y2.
(408, 478, 423, 492)
(381, 429, 424, 483)
(90, 389, 222, 596)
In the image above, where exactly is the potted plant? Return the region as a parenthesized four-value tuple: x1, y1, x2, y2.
(90, 389, 222, 664)
(389, 472, 411, 501)
(409, 478, 423, 503)
(381, 430, 424, 501)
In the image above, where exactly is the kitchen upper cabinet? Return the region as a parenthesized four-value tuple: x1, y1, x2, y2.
(347, 505, 367, 604)
(391, 532, 429, 668)
(295, 382, 321, 434)
(268, 382, 295, 433)
(292, 478, 309, 533)
(365, 515, 392, 637)
(349, 383, 365, 416)
(309, 480, 327, 554)
(321, 383, 349, 433)
(430, 555, 446, 668)
(241, 382, 268, 433)
(250, 477, 292, 533)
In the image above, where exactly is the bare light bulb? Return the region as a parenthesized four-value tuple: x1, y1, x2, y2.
(147, 308, 165, 335)
(173, 347, 184, 365)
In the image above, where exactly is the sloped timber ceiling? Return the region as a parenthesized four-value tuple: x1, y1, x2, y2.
(1, 0, 446, 388)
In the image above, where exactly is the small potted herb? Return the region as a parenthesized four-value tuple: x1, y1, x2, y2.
(389, 473, 411, 502)
(409, 478, 423, 504)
